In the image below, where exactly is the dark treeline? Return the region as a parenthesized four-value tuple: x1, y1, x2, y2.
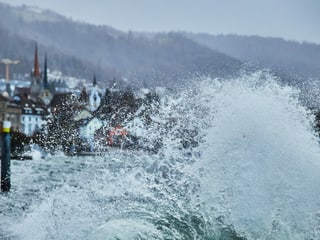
(1, 2, 320, 90)
(0, 24, 118, 84)
(0, 2, 242, 87)
(187, 33, 320, 108)
(188, 33, 320, 81)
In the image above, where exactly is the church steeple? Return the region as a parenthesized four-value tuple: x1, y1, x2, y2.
(43, 54, 48, 90)
(39, 53, 53, 105)
(33, 43, 40, 78)
(89, 75, 101, 112)
(30, 42, 42, 99)
(93, 74, 97, 87)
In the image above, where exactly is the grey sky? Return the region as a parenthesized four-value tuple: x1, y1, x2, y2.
(1, 0, 319, 44)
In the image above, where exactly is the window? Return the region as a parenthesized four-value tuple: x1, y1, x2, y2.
(28, 124, 32, 135)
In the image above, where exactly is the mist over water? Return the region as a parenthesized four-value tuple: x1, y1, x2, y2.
(1, 71, 320, 239)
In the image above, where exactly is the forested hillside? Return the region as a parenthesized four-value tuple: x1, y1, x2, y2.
(0, 24, 110, 81)
(0, 3, 242, 87)
(188, 33, 320, 81)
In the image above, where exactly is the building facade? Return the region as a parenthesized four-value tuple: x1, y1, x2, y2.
(0, 95, 21, 131)
(20, 99, 48, 136)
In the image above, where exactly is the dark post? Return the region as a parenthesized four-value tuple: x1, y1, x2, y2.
(1, 121, 11, 192)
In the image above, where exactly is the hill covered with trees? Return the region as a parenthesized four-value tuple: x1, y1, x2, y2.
(187, 33, 320, 82)
(0, 3, 243, 88)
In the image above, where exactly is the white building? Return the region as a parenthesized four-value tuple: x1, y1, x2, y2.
(79, 117, 103, 140)
(20, 99, 48, 136)
(88, 75, 102, 112)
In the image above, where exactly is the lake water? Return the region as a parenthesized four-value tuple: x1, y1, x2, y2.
(1, 71, 320, 239)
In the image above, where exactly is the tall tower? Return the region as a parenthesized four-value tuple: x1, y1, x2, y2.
(43, 55, 49, 90)
(93, 74, 97, 87)
(89, 75, 101, 112)
(33, 43, 40, 78)
(30, 43, 42, 98)
(40, 54, 53, 105)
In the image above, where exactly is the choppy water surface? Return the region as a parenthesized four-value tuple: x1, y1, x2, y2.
(1, 72, 320, 239)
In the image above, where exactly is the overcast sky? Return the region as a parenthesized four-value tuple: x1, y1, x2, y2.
(0, 0, 319, 44)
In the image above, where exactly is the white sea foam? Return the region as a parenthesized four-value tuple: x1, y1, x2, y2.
(2, 71, 320, 239)
(197, 71, 320, 239)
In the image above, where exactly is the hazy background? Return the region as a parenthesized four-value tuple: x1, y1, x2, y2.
(0, 0, 319, 44)
(0, 0, 320, 104)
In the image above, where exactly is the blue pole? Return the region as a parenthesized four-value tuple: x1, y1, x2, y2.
(1, 121, 11, 192)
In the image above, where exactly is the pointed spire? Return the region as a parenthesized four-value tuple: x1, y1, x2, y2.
(93, 75, 97, 87)
(93, 75, 97, 86)
(33, 43, 40, 77)
(43, 54, 48, 90)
